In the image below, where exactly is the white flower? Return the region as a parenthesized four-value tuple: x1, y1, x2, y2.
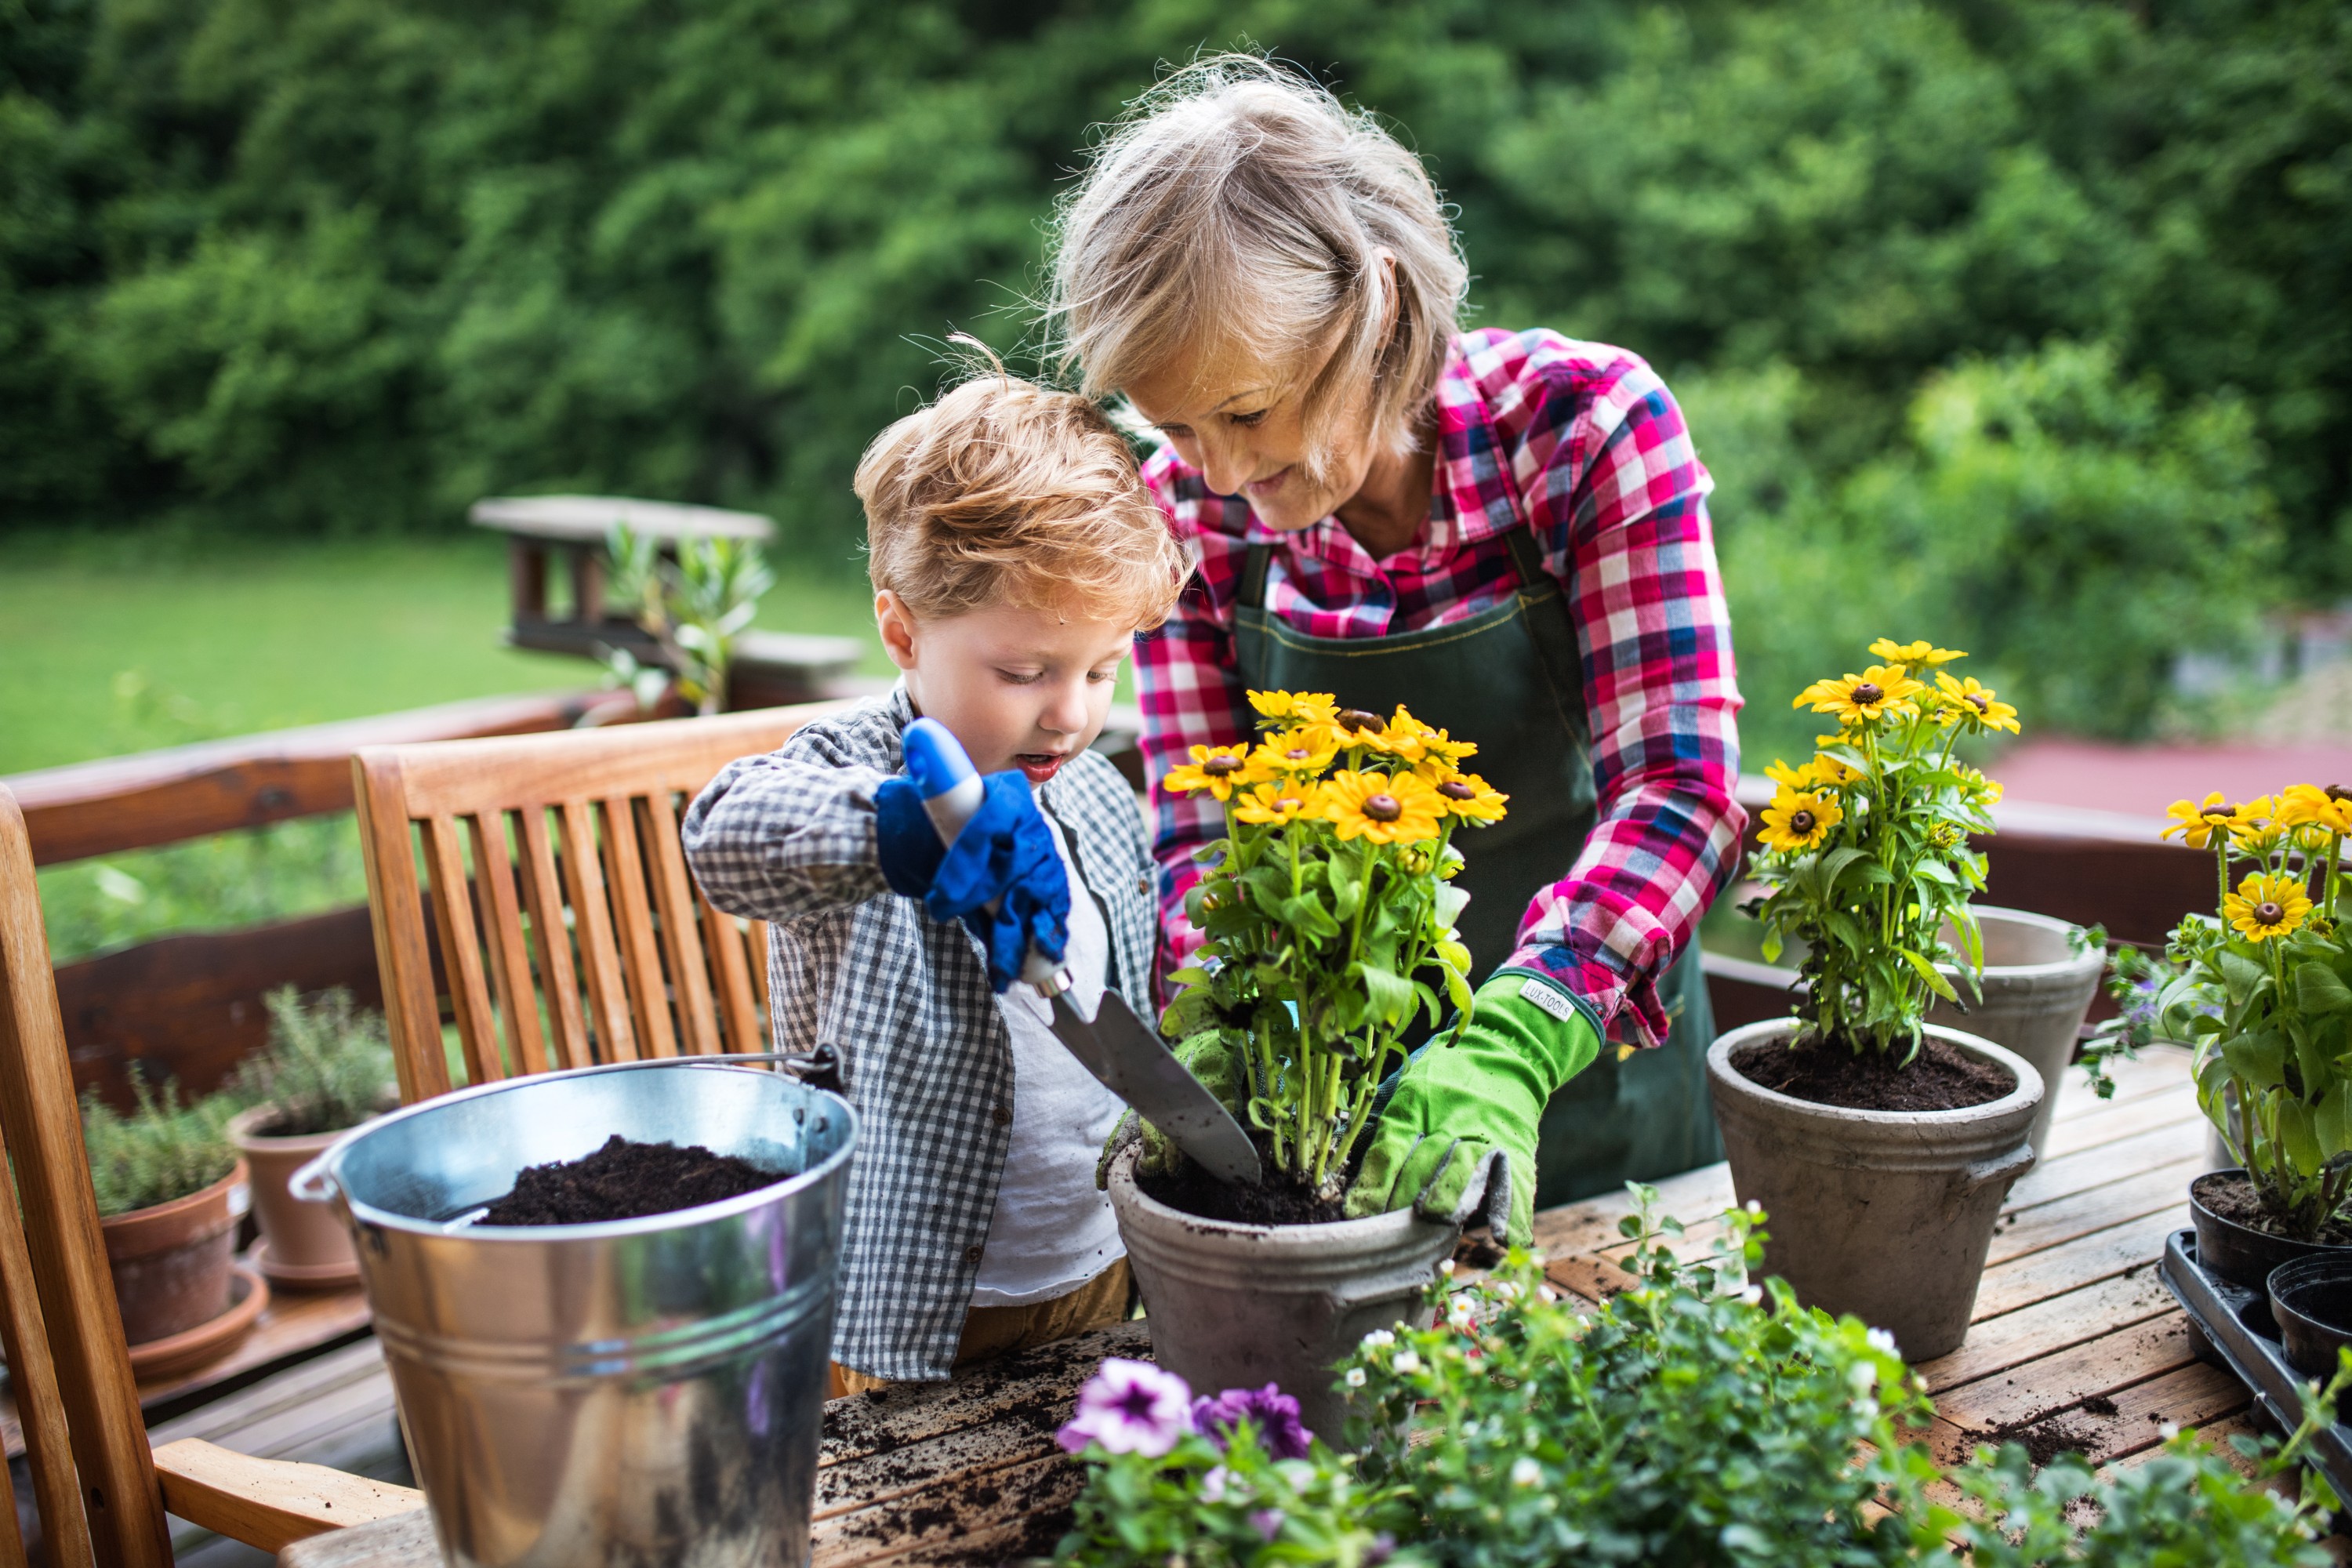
(1865, 1328, 1900, 1357)
(1201, 1465, 1229, 1503)
(1850, 1396, 1878, 1418)
(1392, 1350, 1423, 1376)
(1438, 1258, 1457, 1277)
(1446, 1297, 1477, 1327)
(2160, 1421, 2180, 1440)
(1510, 1457, 1542, 1488)
(1360, 1329, 1396, 1350)
(1492, 1280, 1521, 1302)
(1848, 1360, 1879, 1394)
(1537, 1286, 1559, 1305)
(1345, 1367, 1367, 1388)
(1738, 1284, 1762, 1307)
(1744, 1200, 1762, 1215)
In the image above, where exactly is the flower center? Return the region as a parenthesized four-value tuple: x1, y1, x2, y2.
(2330, 784, 2352, 803)
(1966, 692, 1988, 712)
(1438, 779, 1475, 800)
(1285, 747, 1310, 761)
(1275, 797, 1301, 813)
(1789, 810, 1816, 835)
(2256, 902, 2285, 925)
(1338, 708, 1385, 733)
(1363, 793, 1402, 822)
(1850, 682, 1884, 706)
(2202, 807, 2234, 822)
(1203, 755, 1241, 776)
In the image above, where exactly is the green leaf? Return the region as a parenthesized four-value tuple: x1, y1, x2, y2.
(2220, 949, 2267, 1008)
(2221, 1029, 2288, 1091)
(1349, 961, 1416, 1029)
(1898, 948, 1960, 1002)
(2298, 963, 2352, 1015)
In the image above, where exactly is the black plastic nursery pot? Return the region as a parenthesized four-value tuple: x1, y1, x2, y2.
(2189, 1168, 2352, 1291)
(2268, 1253, 2352, 1379)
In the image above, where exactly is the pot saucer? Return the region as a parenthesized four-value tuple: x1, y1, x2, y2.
(128, 1263, 269, 1381)
(250, 1237, 362, 1290)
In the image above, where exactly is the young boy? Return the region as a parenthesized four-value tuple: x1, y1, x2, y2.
(682, 369, 1187, 1389)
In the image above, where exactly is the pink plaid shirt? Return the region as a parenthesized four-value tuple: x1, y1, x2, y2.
(1134, 328, 1747, 1049)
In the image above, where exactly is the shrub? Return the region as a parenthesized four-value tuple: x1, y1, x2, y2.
(82, 1071, 238, 1218)
(227, 985, 396, 1138)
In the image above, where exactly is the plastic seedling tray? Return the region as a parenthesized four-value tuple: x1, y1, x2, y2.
(2158, 1228, 2352, 1501)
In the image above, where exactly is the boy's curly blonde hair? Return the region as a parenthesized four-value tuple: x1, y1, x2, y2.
(855, 358, 1188, 629)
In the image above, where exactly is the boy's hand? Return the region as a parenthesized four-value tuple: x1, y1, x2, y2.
(877, 771, 1069, 993)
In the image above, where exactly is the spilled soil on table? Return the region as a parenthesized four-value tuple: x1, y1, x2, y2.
(1730, 1035, 2013, 1112)
(481, 1134, 781, 1225)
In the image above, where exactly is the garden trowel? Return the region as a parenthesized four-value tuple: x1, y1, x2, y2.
(902, 717, 1262, 1186)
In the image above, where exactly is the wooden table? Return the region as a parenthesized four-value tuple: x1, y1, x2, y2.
(284, 1042, 2232, 1566)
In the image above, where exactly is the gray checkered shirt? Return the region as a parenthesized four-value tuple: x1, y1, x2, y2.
(681, 686, 1156, 1380)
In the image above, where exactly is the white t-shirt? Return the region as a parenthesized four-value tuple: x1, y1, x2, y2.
(969, 818, 1128, 1308)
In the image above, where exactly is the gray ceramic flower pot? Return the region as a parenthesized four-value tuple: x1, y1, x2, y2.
(1707, 1020, 2043, 1362)
(1926, 906, 2102, 1162)
(1105, 1145, 1457, 1442)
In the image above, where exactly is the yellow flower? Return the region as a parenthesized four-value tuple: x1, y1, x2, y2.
(1934, 673, 2021, 735)
(1792, 666, 1926, 724)
(2225, 872, 2312, 943)
(1960, 767, 2004, 806)
(1248, 689, 1337, 728)
(1232, 781, 1323, 826)
(1319, 706, 1399, 757)
(1322, 770, 1443, 844)
(1163, 744, 1261, 800)
(1430, 769, 1509, 824)
(1757, 788, 1843, 853)
(1868, 638, 1966, 670)
(2230, 795, 2282, 854)
(1766, 755, 1860, 792)
(1405, 718, 1478, 768)
(1252, 728, 1338, 777)
(2161, 792, 2243, 849)
(2277, 783, 2352, 837)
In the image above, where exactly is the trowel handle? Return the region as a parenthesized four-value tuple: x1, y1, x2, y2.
(902, 718, 1069, 995)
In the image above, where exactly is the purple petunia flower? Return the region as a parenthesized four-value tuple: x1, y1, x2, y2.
(1250, 1508, 1286, 1542)
(1057, 1357, 1194, 1457)
(1189, 1383, 1314, 1460)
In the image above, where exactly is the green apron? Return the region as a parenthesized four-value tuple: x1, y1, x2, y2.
(1231, 526, 1720, 1207)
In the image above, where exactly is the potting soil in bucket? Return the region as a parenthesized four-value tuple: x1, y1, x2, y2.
(295, 1061, 857, 1568)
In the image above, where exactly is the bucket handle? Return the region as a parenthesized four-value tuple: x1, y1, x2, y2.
(286, 1047, 844, 1207)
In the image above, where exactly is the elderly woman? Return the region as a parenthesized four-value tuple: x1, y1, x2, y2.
(1043, 57, 1747, 1243)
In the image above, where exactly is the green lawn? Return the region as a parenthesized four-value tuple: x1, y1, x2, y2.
(0, 530, 887, 775)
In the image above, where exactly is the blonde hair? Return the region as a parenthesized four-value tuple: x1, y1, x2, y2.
(855, 352, 1187, 630)
(1044, 54, 1468, 477)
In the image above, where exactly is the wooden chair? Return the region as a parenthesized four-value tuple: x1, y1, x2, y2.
(351, 705, 841, 1102)
(0, 784, 425, 1566)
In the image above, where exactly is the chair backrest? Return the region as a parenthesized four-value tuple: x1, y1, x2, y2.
(0, 785, 176, 1568)
(352, 704, 840, 1103)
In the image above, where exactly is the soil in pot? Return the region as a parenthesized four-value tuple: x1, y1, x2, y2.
(480, 1135, 782, 1225)
(1137, 1135, 1358, 1226)
(2192, 1170, 2352, 1247)
(1728, 1034, 2013, 1112)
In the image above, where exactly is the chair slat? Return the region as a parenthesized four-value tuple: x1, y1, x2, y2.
(466, 811, 550, 1076)
(0, 1125, 93, 1568)
(0, 789, 175, 1568)
(599, 795, 677, 1059)
(702, 891, 762, 1054)
(353, 755, 451, 1102)
(640, 796, 721, 1055)
(558, 798, 637, 1062)
(422, 815, 503, 1086)
(515, 808, 593, 1073)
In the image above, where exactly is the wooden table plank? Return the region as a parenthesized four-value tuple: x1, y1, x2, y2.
(1929, 1360, 2251, 1468)
(1916, 1269, 2180, 1392)
(1971, 1207, 2187, 1319)
(1987, 1157, 2206, 1266)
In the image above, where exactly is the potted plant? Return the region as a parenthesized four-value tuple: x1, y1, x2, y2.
(1708, 639, 2044, 1361)
(83, 1071, 256, 1352)
(223, 985, 397, 1286)
(1104, 690, 1504, 1437)
(2084, 784, 2352, 1288)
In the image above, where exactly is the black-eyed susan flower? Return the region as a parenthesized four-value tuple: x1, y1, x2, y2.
(1792, 666, 1925, 724)
(1163, 743, 1261, 800)
(1431, 770, 1509, 824)
(1247, 689, 1337, 728)
(2277, 783, 2352, 837)
(2230, 796, 2282, 855)
(2161, 792, 2242, 849)
(1232, 780, 1323, 826)
(1757, 788, 1842, 852)
(1323, 769, 1443, 844)
(1934, 673, 2021, 735)
(1766, 756, 1860, 792)
(1959, 767, 2005, 806)
(1252, 728, 1338, 777)
(1868, 638, 1965, 670)
(2225, 872, 2312, 942)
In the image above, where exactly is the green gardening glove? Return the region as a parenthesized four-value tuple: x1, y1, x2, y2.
(1098, 1032, 1247, 1187)
(1341, 969, 1602, 1246)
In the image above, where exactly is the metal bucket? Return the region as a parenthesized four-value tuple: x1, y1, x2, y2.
(293, 1060, 857, 1568)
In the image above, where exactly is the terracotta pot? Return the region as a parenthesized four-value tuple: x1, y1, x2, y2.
(100, 1160, 249, 1347)
(228, 1105, 372, 1285)
(2189, 1167, 2352, 1290)
(1105, 1145, 1457, 1443)
(1707, 1021, 2042, 1362)
(1926, 906, 2103, 1163)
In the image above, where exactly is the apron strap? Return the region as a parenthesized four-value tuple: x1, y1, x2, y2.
(1496, 522, 1593, 751)
(1238, 543, 1272, 612)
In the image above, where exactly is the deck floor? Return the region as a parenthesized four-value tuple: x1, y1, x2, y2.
(283, 1044, 2232, 1567)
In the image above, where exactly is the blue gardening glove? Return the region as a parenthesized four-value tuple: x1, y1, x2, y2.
(875, 771, 1068, 993)
(1342, 969, 1602, 1246)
